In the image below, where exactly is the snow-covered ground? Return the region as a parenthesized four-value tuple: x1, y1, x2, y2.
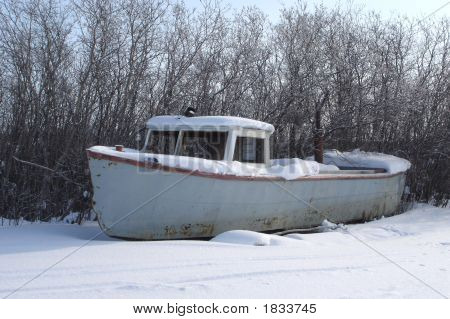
(1, 204, 449, 299)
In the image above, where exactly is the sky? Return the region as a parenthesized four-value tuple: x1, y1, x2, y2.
(185, 0, 450, 21)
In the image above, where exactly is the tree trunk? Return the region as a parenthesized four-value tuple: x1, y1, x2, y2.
(314, 109, 323, 163)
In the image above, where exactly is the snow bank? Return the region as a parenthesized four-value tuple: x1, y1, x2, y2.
(318, 149, 411, 173)
(146, 115, 275, 133)
(210, 230, 302, 246)
(1, 205, 450, 298)
(88, 146, 320, 180)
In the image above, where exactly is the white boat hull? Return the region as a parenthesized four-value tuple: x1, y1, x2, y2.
(87, 150, 406, 240)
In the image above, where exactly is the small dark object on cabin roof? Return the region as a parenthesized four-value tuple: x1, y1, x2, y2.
(184, 107, 196, 117)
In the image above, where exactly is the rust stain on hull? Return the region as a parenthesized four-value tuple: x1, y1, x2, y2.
(160, 223, 215, 239)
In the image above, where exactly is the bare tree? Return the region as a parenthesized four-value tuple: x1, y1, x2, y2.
(0, 0, 448, 222)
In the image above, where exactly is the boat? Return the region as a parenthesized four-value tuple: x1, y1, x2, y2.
(87, 114, 410, 240)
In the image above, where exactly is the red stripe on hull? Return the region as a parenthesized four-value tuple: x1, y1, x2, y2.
(86, 149, 403, 182)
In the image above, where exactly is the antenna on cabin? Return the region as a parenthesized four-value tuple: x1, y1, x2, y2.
(184, 107, 196, 117)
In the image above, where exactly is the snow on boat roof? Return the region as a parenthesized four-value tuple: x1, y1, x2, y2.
(146, 115, 275, 133)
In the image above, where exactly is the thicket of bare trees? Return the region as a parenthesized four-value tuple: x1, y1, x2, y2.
(0, 0, 448, 221)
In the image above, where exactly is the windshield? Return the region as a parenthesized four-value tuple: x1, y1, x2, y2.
(178, 131, 228, 160)
(146, 131, 179, 155)
(233, 136, 265, 163)
(145, 130, 228, 160)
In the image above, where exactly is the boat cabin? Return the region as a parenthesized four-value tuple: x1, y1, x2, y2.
(143, 115, 274, 166)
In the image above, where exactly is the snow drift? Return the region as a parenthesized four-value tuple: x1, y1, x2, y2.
(1, 205, 449, 298)
(210, 230, 303, 246)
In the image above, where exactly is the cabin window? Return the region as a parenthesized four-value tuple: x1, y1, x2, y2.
(234, 137, 265, 163)
(146, 131, 179, 155)
(179, 131, 228, 160)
